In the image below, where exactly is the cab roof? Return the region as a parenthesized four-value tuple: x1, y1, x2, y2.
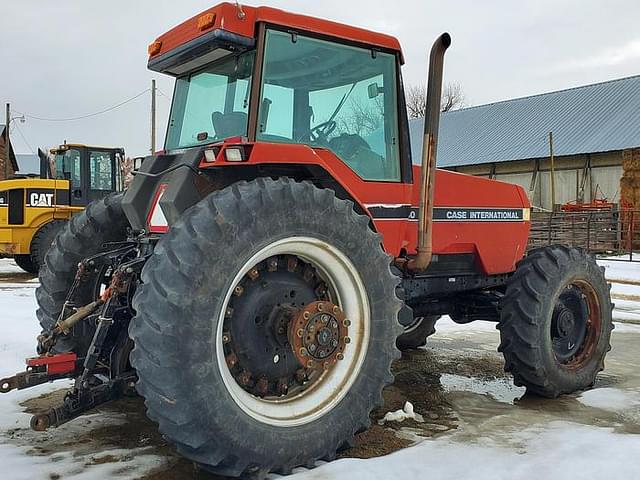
(50, 144, 124, 153)
(148, 2, 404, 66)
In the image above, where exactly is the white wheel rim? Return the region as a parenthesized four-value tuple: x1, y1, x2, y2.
(216, 236, 370, 427)
(404, 317, 424, 334)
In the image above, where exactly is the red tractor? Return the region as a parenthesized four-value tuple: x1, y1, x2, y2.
(2, 3, 613, 477)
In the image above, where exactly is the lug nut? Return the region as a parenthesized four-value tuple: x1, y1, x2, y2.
(238, 370, 251, 386)
(248, 268, 259, 280)
(303, 311, 310, 320)
(226, 353, 238, 368)
(337, 353, 344, 361)
(344, 336, 351, 344)
(222, 333, 231, 343)
(300, 348, 308, 357)
(343, 319, 351, 327)
(297, 328, 304, 338)
(233, 285, 244, 296)
(296, 368, 307, 383)
(317, 303, 324, 311)
(333, 305, 340, 314)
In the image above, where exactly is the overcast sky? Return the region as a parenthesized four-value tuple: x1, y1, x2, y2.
(2, 0, 639, 157)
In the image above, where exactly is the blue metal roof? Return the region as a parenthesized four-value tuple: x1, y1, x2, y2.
(409, 75, 640, 167)
(16, 154, 40, 174)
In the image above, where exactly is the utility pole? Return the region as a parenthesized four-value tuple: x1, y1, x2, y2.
(151, 79, 157, 154)
(4, 103, 10, 181)
(549, 131, 556, 211)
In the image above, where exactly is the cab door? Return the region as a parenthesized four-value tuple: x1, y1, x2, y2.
(86, 149, 118, 203)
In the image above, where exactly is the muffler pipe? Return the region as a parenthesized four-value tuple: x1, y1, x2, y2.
(408, 33, 451, 271)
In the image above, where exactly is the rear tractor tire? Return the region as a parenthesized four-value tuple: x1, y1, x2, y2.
(35, 194, 129, 354)
(498, 245, 613, 398)
(129, 178, 403, 477)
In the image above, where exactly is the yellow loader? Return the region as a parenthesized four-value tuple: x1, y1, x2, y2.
(0, 143, 125, 272)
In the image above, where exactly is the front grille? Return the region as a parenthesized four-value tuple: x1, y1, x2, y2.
(8, 189, 24, 225)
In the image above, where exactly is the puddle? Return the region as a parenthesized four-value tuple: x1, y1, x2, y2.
(440, 373, 525, 403)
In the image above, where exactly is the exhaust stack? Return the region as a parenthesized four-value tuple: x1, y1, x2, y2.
(408, 33, 451, 271)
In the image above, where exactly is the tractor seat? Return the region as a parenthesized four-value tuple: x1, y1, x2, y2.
(211, 111, 248, 139)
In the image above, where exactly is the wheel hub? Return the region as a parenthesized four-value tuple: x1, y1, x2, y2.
(551, 285, 592, 364)
(289, 301, 349, 370)
(556, 308, 576, 336)
(223, 255, 346, 399)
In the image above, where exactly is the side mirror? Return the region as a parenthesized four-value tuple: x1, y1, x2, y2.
(368, 82, 384, 99)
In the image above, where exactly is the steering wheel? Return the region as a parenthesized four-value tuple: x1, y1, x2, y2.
(307, 120, 337, 144)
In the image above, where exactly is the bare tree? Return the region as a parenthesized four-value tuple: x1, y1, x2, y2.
(406, 82, 466, 118)
(336, 97, 385, 138)
(441, 83, 466, 112)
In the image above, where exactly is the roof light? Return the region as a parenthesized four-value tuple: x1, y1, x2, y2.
(225, 147, 245, 162)
(197, 13, 216, 31)
(148, 41, 162, 56)
(148, 184, 169, 233)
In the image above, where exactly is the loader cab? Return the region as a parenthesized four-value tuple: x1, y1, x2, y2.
(51, 144, 124, 206)
(154, 9, 411, 183)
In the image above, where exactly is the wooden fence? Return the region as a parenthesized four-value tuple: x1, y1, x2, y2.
(528, 209, 640, 260)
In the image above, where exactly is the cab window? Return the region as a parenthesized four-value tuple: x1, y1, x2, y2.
(166, 50, 255, 150)
(55, 149, 82, 188)
(89, 151, 114, 191)
(258, 29, 401, 182)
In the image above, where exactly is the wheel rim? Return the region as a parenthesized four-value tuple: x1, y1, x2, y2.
(403, 316, 425, 334)
(551, 280, 601, 368)
(216, 237, 370, 427)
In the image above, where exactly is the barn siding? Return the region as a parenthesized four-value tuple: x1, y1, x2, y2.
(452, 151, 623, 210)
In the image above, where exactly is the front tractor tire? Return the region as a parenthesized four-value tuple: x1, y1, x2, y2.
(129, 178, 402, 477)
(396, 315, 439, 350)
(498, 245, 613, 398)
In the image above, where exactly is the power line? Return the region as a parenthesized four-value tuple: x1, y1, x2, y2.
(16, 89, 150, 122)
(13, 122, 35, 154)
(156, 87, 172, 100)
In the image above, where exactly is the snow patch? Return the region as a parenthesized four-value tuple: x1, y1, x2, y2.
(578, 388, 640, 411)
(0, 259, 23, 275)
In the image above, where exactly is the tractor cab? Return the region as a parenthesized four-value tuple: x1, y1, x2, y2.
(50, 144, 125, 206)
(149, 3, 410, 183)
